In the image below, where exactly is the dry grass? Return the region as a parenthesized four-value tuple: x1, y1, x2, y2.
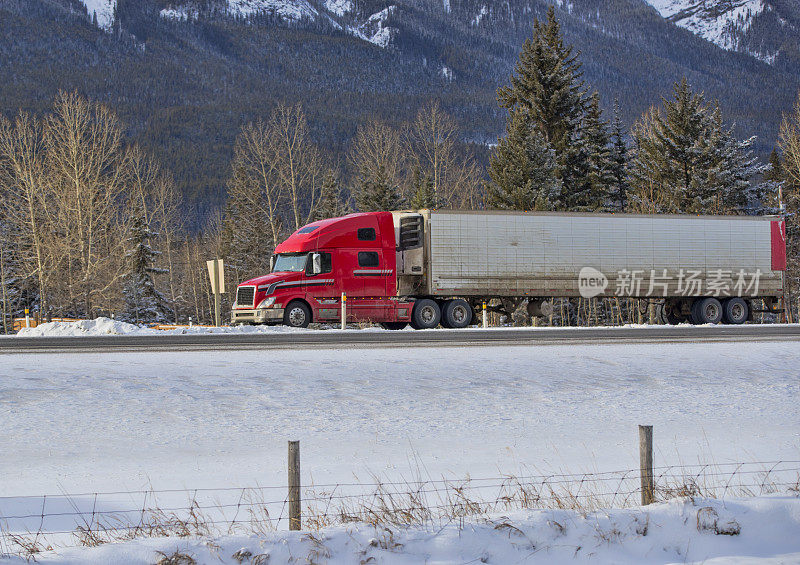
(1, 463, 797, 560)
(154, 550, 197, 565)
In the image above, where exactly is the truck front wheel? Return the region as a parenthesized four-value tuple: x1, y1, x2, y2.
(283, 301, 311, 328)
(410, 299, 441, 330)
(442, 299, 473, 329)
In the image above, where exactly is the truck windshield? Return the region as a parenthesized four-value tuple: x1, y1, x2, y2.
(272, 253, 308, 273)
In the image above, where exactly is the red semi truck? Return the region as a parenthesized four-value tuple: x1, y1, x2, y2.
(231, 210, 786, 329)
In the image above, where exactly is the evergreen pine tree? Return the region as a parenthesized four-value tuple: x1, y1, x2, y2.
(486, 110, 561, 211)
(701, 107, 764, 214)
(609, 99, 629, 212)
(314, 170, 350, 221)
(764, 149, 787, 213)
(355, 165, 405, 212)
(765, 150, 785, 184)
(630, 78, 763, 215)
(582, 92, 615, 211)
(409, 167, 437, 209)
(497, 6, 589, 209)
(123, 211, 169, 324)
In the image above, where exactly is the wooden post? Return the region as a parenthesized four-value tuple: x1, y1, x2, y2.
(212, 260, 221, 327)
(639, 425, 654, 505)
(482, 301, 488, 328)
(340, 292, 347, 330)
(288, 440, 301, 530)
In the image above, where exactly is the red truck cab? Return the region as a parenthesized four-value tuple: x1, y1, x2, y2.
(231, 212, 414, 328)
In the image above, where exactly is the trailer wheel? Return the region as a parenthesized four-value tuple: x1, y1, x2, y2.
(380, 322, 408, 330)
(722, 297, 749, 325)
(442, 299, 473, 329)
(691, 297, 723, 324)
(283, 301, 311, 328)
(410, 299, 441, 330)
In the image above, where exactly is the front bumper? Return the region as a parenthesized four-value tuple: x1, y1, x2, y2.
(231, 308, 285, 324)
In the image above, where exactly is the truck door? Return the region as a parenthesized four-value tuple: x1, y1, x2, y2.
(303, 252, 337, 320)
(352, 250, 388, 321)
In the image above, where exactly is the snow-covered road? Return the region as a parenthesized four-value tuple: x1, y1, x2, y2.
(1, 340, 798, 498)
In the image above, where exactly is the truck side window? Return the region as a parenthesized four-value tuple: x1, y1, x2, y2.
(307, 252, 332, 275)
(357, 228, 376, 241)
(320, 252, 332, 274)
(358, 251, 379, 267)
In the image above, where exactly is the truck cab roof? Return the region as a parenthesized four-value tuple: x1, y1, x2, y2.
(274, 212, 394, 253)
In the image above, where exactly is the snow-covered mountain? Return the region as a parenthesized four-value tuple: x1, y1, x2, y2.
(644, 0, 799, 64)
(157, 0, 319, 22)
(79, 0, 116, 30)
(646, 0, 763, 50)
(77, 0, 796, 61)
(156, 0, 393, 46)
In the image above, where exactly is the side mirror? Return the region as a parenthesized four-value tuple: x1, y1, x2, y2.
(311, 253, 322, 275)
(270, 255, 276, 271)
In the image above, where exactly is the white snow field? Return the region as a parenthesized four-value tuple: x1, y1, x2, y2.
(1, 339, 798, 562)
(9, 497, 800, 564)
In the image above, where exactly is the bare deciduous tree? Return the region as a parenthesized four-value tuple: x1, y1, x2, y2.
(228, 120, 286, 245)
(780, 93, 800, 189)
(45, 91, 132, 317)
(270, 104, 322, 231)
(404, 101, 481, 209)
(349, 119, 406, 211)
(0, 112, 53, 315)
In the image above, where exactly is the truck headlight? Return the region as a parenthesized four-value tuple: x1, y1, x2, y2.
(257, 296, 276, 309)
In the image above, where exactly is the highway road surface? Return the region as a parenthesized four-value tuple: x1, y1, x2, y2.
(2, 324, 800, 353)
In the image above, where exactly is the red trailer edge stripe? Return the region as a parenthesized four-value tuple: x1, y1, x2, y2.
(771, 220, 787, 271)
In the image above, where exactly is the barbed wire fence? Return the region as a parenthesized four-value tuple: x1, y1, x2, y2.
(1, 427, 798, 559)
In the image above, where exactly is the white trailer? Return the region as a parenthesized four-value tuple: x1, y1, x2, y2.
(393, 210, 786, 325)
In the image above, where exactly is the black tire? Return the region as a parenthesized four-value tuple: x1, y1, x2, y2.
(442, 299, 473, 329)
(691, 297, 723, 324)
(380, 322, 408, 330)
(283, 301, 311, 328)
(410, 299, 441, 330)
(722, 297, 749, 325)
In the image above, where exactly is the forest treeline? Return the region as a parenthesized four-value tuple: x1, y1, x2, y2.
(2, 8, 799, 328)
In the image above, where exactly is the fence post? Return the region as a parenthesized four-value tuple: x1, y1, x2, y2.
(341, 292, 347, 330)
(482, 301, 488, 328)
(639, 425, 654, 505)
(288, 440, 301, 530)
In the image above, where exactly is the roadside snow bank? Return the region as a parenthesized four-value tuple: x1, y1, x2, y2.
(16, 317, 144, 336)
(15, 317, 348, 337)
(14, 496, 800, 564)
(15, 316, 795, 337)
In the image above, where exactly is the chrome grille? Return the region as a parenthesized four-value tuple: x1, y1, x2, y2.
(236, 286, 255, 308)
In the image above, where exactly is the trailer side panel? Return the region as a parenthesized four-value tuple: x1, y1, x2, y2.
(427, 211, 783, 299)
